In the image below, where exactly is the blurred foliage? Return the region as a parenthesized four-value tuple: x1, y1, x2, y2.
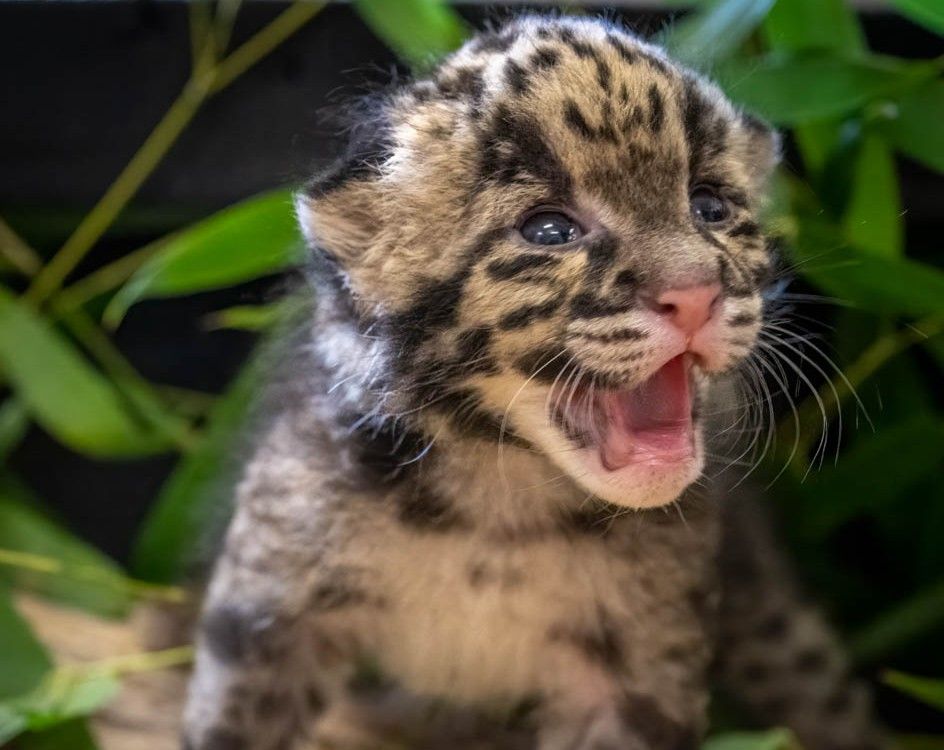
(0, 0, 943, 747)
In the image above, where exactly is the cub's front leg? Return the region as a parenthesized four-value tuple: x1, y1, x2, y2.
(183, 418, 384, 749)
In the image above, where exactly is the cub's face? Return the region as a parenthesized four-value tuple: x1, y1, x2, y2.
(298, 17, 779, 509)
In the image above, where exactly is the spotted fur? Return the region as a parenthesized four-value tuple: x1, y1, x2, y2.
(184, 16, 882, 750)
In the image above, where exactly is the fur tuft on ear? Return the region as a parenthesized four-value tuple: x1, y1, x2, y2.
(295, 173, 382, 263)
(295, 98, 393, 262)
(738, 113, 782, 190)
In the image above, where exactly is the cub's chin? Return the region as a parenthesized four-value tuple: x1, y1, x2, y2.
(534, 354, 706, 509)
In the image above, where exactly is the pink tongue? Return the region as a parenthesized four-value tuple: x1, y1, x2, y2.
(600, 355, 693, 470)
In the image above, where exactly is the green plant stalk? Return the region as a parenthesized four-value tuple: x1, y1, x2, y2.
(0, 548, 188, 604)
(53, 243, 162, 312)
(54, 304, 198, 451)
(0, 216, 42, 277)
(780, 314, 944, 473)
(24, 0, 324, 309)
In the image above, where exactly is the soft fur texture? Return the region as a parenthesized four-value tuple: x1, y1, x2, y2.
(184, 16, 880, 750)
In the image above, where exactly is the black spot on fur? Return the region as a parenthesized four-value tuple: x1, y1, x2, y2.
(514, 344, 571, 383)
(255, 691, 289, 720)
(728, 220, 760, 238)
(548, 614, 624, 666)
(438, 66, 485, 104)
(398, 487, 468, 532)
(648, 84, 665, 132)
(480, 105, 572, 196)
(561, 502, 622, 535)
(563, 100, 618, 144)
(595, 58, 612, 93)
(499, 294, 565, 330)
(202, 605, 271, 665)
(795, 648, 829, 673)
(471, 30, 517, 54)
(199, 728, 247, 750)
(757, 612, 790, 640)
(487, 253, 562, 281)
(342, 413, 429, 482)
(585, 235, 618, 277)
(740, 661, 771, 682)
(455, 327, 497, 373)
(606, 33, 638, 64)
(620, 693, 697, 750)
(727, 312, 758, 327)
(310, 582, 374, 611)
(504, 58, 530, 95)
(390, 227, 506, 361)
(574, 327, 647, 344)
(569, 292, 634, 320)
(530, 46, 561, 70)
(305, 685, 325, 714)
(614, 269, 638, 289)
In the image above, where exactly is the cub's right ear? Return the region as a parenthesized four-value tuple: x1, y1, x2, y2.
(295, 158, 385, 263)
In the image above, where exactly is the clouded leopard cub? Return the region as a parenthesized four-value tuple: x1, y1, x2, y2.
(184, 16, 881, 750)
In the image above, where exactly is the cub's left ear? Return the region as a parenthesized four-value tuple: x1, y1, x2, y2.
(737, 114, 782, 190)
(294, 159, 385, 265)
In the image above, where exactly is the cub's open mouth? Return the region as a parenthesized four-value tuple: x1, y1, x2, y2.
(553, 354, 696, 471)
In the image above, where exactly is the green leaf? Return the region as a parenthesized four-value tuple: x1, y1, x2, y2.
(0, 588, 50, 700)
(0, 286, 167, 457)
(16, 719, 100, 750)
(884, 80, 944, 174)
(132, 344, 270, 582)
(884, 670, 944, 712)
(663, 0, 777, 68)
(0, 670, 118, 745)
(761, 0, 864, 173)
(891, 0, 944, 36)
(843, 135, 904, 257)
(795, 417, 944, 538)
(204, 301, 288, 332)
(794, 222, 944, 317)
(762, 0, 865, 56)
(702, 728, 800, 750)
(0, 399, 29, 460)
(354, 0, 469, 70)
(105, 189, 303, 327)
(717, 52, 930, 124)
(851, 580, 944, 662)
(0, 476, 132, 618)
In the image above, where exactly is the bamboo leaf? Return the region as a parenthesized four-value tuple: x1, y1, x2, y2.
(717, 53, 932, 125)
(851, 580, 944, 662)
(884, 79, 944, 174)
(132, 343, 270, 582)
(0, 477, 132, 618)
(843, 135, 904, 257)
(0, 588, 50, 699)
(794, 417, 944, 538)
(353, 0, 468, 70)
(884, 671, 944, 712)
(702, 728, 800, 750)
(891, 0, 944, 36)
(663, 0, 777, 67)
(0, 286, 168, 457)
(105, 189, 303, 327)
(762, 0, 865, 55)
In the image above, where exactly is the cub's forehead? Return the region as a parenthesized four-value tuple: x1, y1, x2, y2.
(383, 16, 753, 211)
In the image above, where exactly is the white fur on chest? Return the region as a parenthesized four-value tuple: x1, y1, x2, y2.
(364, 527, 628, 704)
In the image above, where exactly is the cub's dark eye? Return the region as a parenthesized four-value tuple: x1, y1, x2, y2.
(519, 211, 582, 246)
(690, 187, 729, 224)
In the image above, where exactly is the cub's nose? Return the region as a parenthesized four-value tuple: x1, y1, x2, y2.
(642, 283, 722, 336)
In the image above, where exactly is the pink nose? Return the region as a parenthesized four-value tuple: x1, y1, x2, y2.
(645, 283, 721, 335)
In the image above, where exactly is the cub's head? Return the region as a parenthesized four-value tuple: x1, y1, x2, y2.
(297, 16, 780, 509)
